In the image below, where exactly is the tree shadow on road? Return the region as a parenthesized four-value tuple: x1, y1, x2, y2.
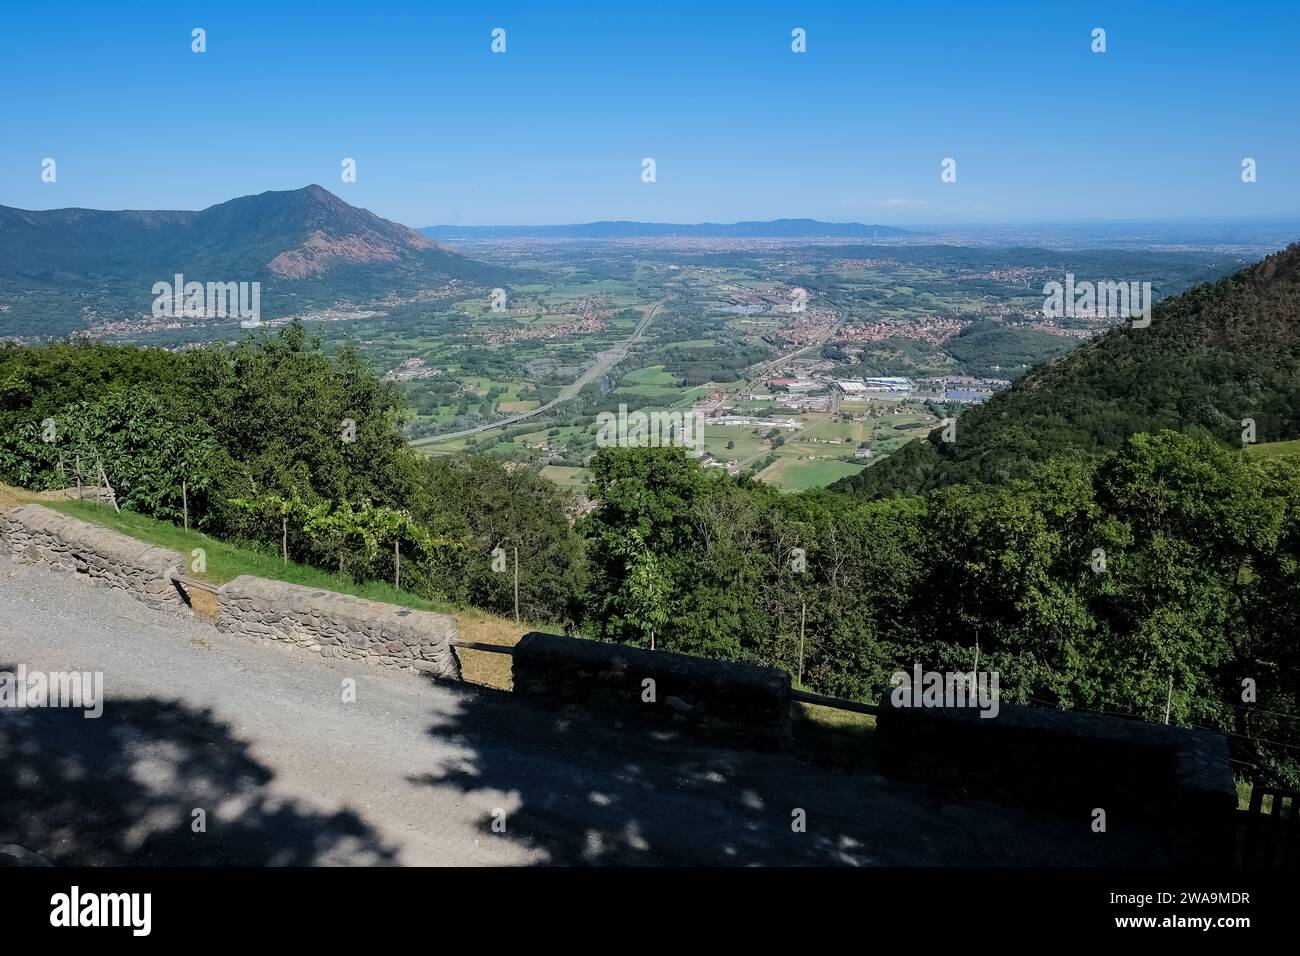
(0, 670, 396, 866)
(408, 681, 1171, 867)
(409, 683, 909, 866)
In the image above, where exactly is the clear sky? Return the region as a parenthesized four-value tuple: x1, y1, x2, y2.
(1, 0, 1296, 226)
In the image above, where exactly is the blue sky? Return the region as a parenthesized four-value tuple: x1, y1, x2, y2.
(1, 0, 1296, 226)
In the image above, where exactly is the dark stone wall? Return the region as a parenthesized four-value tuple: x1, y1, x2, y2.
(512, 632, 792, 750)
(876, 695, 1236, 864)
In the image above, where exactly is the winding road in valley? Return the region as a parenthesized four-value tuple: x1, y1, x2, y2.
(411, 297, 667, 447)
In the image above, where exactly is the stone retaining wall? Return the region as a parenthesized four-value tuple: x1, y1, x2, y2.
(0, 504, 460, 680)
(512, 631, 792, 750)
(215, 576, 461, 679)
(876, 695, 1237, 864)
(0, 503, 185, 611)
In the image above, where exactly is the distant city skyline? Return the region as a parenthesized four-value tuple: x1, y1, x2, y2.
(2, 0, 1297, 226)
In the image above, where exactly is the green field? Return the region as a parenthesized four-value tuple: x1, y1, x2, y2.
(614, 365, 682, 396)
(700, 425, 769, 463)
(756, 457, 866, 491)
(1246, 438, 1300, 459)
(799, 418, 871, 443)
(540, 465, 590, 491)
(498, 399, 539, 413)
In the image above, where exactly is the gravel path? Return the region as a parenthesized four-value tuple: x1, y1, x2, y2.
(0, 554, 1163, 866)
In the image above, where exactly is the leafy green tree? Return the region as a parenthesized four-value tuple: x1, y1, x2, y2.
(229, 493, 306, 563)
(409, 455, 584, 621)
(185, 321, 415, 534)
(582, 447, 710, 646)
(301, 499, 370, 576)
(617, 530, 670, 650)
(42, 386, 217, 521)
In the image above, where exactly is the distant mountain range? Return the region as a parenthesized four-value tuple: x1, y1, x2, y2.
(420, 219, 911, 240)
(0, 186, 504, 338)
(836, 241, 1300, 496)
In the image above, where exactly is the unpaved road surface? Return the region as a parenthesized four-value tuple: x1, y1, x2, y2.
(0, 554, 1161, 866)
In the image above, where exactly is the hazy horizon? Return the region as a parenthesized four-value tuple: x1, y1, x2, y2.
(6, 185, 1300, 236)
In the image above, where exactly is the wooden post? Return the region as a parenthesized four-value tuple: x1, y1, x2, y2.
(281, 516, 288, 565)
(182, 480, 189, 531)
(97, 458, 120, 513)
(75, 455, 82, 501)
(395, 539, 401, 591)
(1165, 674, 1173, 725)
(513, 546, 520, 624)
(798, 599, 806, 686)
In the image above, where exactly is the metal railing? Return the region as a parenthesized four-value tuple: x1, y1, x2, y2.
(170, 571, 220, 594)
(449, 639, 516, 655)
(448, 638, 879, 714)
(1241, 784, 1299, 867)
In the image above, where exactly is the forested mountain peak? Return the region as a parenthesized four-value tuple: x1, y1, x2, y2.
(0, 186, 506, 337)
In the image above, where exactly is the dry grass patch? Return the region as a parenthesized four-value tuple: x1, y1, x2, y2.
(455, 612, 530, 690)
(0, 483, 99, 511)
(0, 482, 45, 511)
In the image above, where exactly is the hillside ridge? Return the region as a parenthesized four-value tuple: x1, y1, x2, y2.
(835, 241, 1300, 496)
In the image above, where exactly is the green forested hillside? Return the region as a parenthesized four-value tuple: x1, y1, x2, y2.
(836, 242, 1300, 496)
(0, 186, 508, 338)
